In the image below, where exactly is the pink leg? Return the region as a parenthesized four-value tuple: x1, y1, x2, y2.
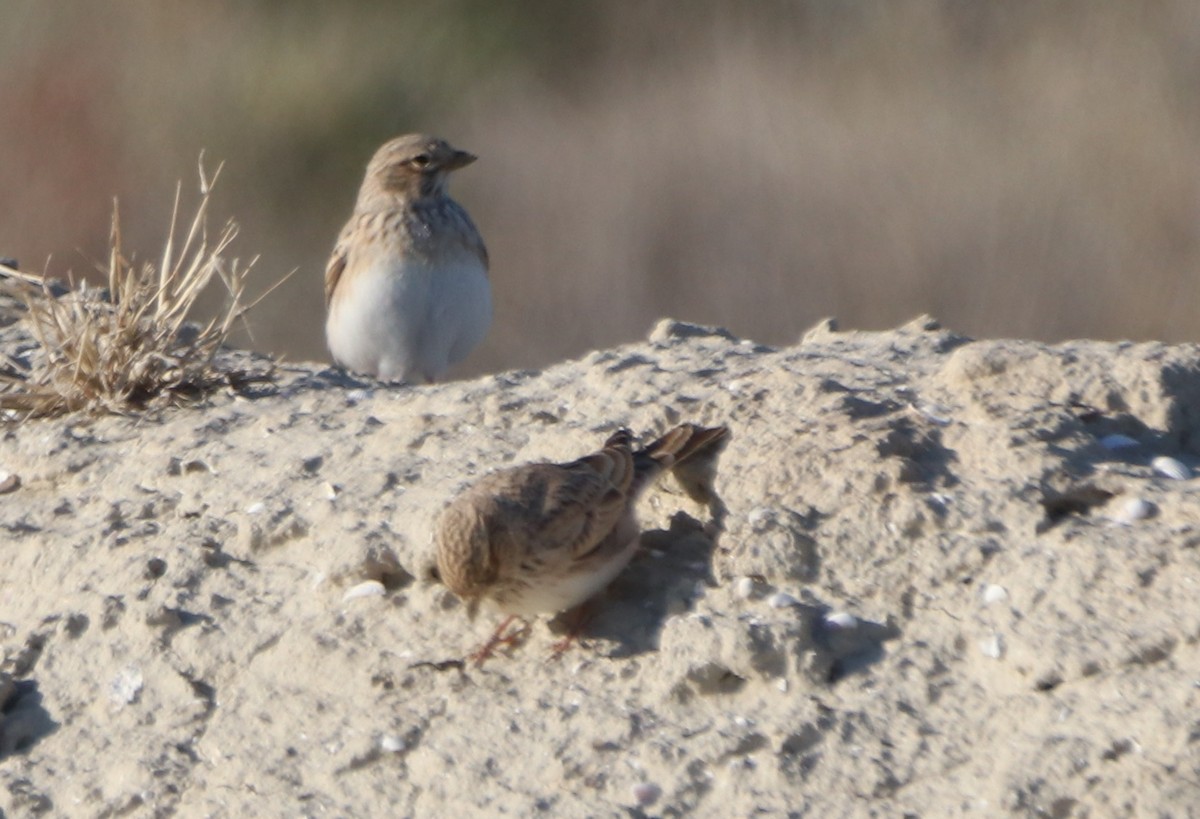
(469, 615, 531, 668)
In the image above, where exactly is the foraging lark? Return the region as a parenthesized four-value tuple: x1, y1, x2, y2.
(324, 134, 491, 383)
(435, 423, 730, 662)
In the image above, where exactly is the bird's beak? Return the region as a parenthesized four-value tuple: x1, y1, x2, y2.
(443, 149, 477, 171)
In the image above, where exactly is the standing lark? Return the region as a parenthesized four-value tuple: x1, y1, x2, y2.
(324, 134, 491, 383)
(434, 423, 730, 664)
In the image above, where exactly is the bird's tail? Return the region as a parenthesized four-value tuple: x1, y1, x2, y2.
(626, 423, 730, 499)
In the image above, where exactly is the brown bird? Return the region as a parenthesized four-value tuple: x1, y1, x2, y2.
(324, 133, 490, 383)
(434, 423, 730, 663)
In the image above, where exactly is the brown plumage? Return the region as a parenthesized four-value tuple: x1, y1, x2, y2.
(324, 134, 491, 383)
(434, 424, 730, 623)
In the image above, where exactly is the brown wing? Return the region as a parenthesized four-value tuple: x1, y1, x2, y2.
(519, 441, 635, 563)
(324, 216, 362, 307)
(324, 246, 347, 308)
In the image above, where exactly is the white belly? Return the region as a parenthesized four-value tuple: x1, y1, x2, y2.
(326, 253, 491, 383)
(499, 535, 641, 617)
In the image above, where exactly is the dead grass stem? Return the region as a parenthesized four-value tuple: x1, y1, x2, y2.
(0, 156, 281, 418)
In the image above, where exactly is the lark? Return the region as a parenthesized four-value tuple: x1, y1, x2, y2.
(434, 423, 730, 664)
(324, 134, 491, 383)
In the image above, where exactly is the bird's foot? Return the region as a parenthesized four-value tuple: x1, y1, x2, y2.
(469, 615, 531, 668)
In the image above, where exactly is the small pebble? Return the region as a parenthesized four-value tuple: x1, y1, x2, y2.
(733, 577, 757, 600)
(824, 611, 857, 629)
(0, 471, 19, 494)
(145, 558, 168, 580)
(1099, 433, 1139, 451)
(1151, 456, 1191, 481)
(323, 482, 340, 501)
(245, 502, 266, 515)
(1112, 497, 1154, 524)
(185, 459, 212, 474)
(768, 592, 799, 609)
(379, 734, 406, 753)
(982, 584, 1008, 605)
(631, 783, 661, 807)
(342, 580, 386, 603)
(777, 678, 789, 692)
(979, 634, 1005, 660)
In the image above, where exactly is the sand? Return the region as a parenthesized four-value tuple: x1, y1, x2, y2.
(1, 316, 1198, 817)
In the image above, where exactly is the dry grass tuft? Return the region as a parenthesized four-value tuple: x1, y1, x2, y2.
(0, 157, 282, 418)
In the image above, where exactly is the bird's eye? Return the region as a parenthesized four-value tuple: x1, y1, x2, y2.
(410, 153, 432, 168)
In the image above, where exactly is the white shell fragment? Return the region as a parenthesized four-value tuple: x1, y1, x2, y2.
(1112, 497, 1154, 524)
(342, 580, 386, 603)
(379, 734, 406, 753)
(109, 665, 144, 705)
(733, 577, 757, 600)
(245, 501, 266, 515)
(981, 584, 1009, 605)
(1151, 456, 1191, 481)
(1099, 433, 1139, 451)
(913, 402, 952, 426)
(768, 592, 799, 609)
(0, 471, 19, 494)
(979, 634, 1005, 659)
(824, 611, 858, 630)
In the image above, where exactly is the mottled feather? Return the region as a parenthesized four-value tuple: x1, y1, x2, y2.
(434, 423, 730, 619)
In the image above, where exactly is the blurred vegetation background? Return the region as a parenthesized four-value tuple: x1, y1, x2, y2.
(4, 1, 1200, 378)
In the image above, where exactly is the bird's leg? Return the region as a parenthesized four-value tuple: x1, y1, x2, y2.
(548, 602, 596, 661)
(469, 615, 531, 668)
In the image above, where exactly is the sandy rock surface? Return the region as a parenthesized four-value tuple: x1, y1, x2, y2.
(1, 316, 1199, 817)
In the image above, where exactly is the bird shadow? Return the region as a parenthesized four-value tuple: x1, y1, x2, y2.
(284, 365, 377, 394)
(0, 679, 59, 759)
(553, 508, 719, 659)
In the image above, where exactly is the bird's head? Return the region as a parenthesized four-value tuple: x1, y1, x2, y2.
(359, 133, 476, 204)
(433, 502, 498, 622)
